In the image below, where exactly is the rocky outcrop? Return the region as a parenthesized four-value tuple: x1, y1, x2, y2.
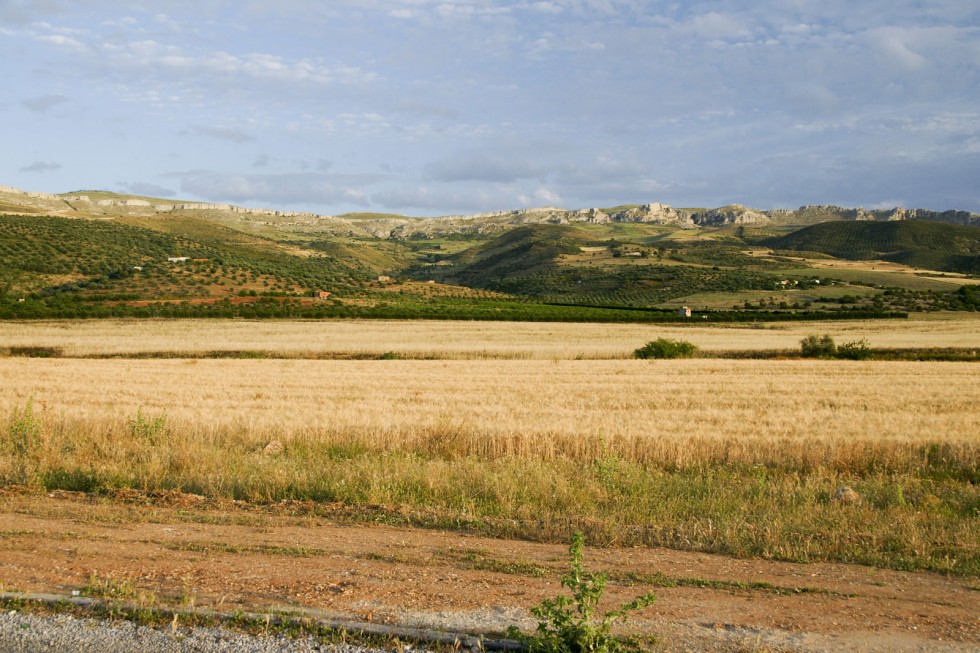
(784, 205, 979, 227)
(97, 198, 152, 207)
(689, 205, 769, 226)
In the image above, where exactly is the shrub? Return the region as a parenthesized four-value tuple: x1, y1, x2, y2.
(515, 532, 656, 653)
(800, 334, 837, 358)
(837, 338, 873, 360)
(633, 338, 699, 359)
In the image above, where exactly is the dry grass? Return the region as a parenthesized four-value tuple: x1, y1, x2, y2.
(0, 315, 978, 359)
(1, 358, 977, 459)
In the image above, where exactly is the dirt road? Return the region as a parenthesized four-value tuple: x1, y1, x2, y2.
(0, 490, 976, 652)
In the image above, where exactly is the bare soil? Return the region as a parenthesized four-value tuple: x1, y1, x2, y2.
(0, 490, 976, 652)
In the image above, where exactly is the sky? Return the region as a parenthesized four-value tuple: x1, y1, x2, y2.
(1, 0, 978, 217)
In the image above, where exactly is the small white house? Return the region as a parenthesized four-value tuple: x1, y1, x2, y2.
(167, 256, 190, 263)
(679, 306, 692, 317)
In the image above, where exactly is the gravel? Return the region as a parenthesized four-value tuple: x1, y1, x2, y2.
(0, 610, 426, 653)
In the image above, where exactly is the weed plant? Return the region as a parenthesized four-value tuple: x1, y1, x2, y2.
(513, 532, 656, 653)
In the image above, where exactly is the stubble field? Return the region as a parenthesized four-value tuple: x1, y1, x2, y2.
(1, 314, 978, 358)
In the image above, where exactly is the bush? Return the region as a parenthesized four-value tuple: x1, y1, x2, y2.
(800, 334, 837, 358)
(514, 532, 656, 653)
(633, 338, 699, 359)
(837, 338, 873, 360)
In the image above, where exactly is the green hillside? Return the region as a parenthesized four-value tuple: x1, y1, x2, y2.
(442, 224, 589, 286)
(414, 224, 798, 308)
(1, 207, 975, 320)
(0, 214, 372, 302)
(766, 221, 980, 273)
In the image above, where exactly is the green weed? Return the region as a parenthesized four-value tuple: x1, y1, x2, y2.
(514, 532, 656, 653)
(128, 408, 168, 445)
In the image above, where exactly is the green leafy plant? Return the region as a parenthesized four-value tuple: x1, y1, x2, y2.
(633, 338, 699, 359)
(800, 334, 837, 358)
(7, 398, 42, 459)
(515, 532, 656, 653)
(128, 408, 169, 445)
(6, 398, 43, 486)
(836, 338, 873, 360)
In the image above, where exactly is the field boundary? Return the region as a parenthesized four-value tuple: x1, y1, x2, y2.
(2, 345, 977, 361)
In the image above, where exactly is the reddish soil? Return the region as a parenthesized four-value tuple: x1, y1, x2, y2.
(0, 490, 976, 652)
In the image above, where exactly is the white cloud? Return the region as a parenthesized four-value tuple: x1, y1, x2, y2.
(869, 27, 927, 70)
(19, 161, 62, 173)
(24, 20, 379, 93)
(689, 12, 752, 40)
(526, 2, 563, 14)
(35, 33, 85, 49)
(518, 187, 561, 206)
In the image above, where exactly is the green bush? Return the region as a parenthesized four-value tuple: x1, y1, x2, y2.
(837, 338, 873, 360)
(800, 334, 837, 358)
(633, 338, 699, 359)
(514, 532, 656, 653)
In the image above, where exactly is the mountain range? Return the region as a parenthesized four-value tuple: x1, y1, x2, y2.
(2, 185, 977, 240)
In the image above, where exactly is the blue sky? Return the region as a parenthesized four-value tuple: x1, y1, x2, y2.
(1, 0, 978, 216)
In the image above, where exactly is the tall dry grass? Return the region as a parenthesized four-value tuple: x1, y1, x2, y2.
(1, 358, 977, 461)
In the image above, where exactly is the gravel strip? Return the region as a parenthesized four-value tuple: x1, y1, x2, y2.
(0, 610, 422, 653)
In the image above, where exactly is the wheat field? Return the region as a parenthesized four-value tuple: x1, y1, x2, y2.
(0, 315, 977, 358)
(2, 357, 977, 467)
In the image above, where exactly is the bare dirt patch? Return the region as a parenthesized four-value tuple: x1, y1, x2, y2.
(1, 491, 975, 652)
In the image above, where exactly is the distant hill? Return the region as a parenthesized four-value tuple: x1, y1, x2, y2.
(3, 185, 978, 317)
(1, 185, 977, 240)
(422, 224, 792, 307)
(441, 224, 589, 287)
(765, 221, 980, 273)
(0, 214, 374, 301)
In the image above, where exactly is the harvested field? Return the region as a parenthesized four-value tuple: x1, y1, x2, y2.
(0, 358, 977, 454)
(0, 315, 978, 358)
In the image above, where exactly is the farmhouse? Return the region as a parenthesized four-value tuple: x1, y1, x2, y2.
(167, 256, 190, 263)
(314, 290, 331, 299)
(376, 275, 392, 283)
(679, 306, 692, 317)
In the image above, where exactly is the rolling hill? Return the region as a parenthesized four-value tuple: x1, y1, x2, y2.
(1, 184, 978, 319)
(765, 221, 980, 274)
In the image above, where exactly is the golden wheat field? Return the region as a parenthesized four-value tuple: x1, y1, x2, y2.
(2, 357, 977, 463)
(0, 314, 978, 358)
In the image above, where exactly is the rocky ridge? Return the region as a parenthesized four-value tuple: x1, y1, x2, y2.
(1, 185, 977, 239)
